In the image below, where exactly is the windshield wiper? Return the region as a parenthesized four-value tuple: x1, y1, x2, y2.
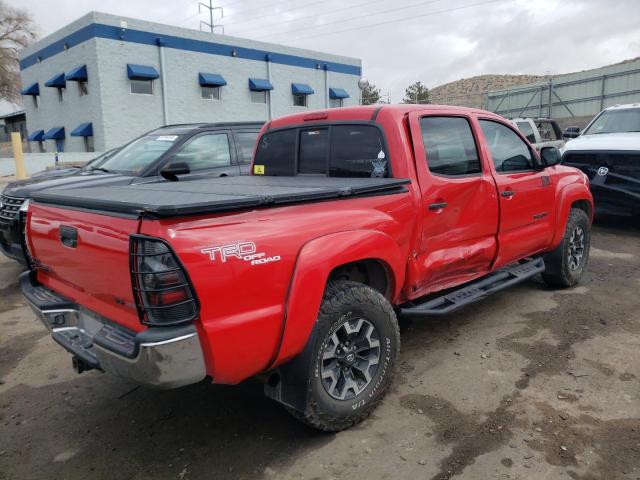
(89, 167, 117, 174)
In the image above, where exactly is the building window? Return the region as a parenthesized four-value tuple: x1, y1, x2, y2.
(293, 94, 308, 107)
(201, 86, 221, 100)
(251, 90, 267, 104)
(83, 136, 95, 152)
(57, 88, 64, 102)
(330, 98, 343, 108)
(131, 79, 153, 95)
(78, 81, 88, 96)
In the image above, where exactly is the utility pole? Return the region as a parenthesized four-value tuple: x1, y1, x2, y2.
(199, 0, 224, 34)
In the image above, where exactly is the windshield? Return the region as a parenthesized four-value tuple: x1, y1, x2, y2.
(97, 134, 182, 174)
(583, 109, 640, 135)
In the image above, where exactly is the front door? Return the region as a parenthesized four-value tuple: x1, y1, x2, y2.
(407, 112, 500, 298)
(167, 131, 240, 179)
(476, 118, 556, 267)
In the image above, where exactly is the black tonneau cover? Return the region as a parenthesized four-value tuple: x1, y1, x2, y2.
(31, 176, 410, 217)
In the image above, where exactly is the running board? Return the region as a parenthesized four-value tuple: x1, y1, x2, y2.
(400, 257, 545, 318)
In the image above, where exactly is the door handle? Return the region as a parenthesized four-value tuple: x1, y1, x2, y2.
(501, 190, 515, 198)
(428, 202, 448, 211)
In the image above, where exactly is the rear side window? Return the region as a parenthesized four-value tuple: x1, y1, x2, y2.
(254, 124, 389, 178)
(480, 120, 535, 172)
(235, 131, 259, 165)
(330, 125, 387, 178)
(254, 129, 297, 176)
(420, 116, 481, 176)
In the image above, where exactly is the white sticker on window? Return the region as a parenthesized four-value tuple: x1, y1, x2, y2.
(156, 135, 178, 142)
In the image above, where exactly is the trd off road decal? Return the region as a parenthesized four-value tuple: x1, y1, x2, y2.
(200, 241, 281, 266)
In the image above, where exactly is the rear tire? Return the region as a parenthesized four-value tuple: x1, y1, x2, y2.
(542, 208, 591, 288)
(287, 281, 400, 432)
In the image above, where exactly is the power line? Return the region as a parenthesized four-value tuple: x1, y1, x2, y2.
(225, 0, 331, 27)
(229, 0, 388, 35)
(257, 0, 447, 40)
(283, 0, 504, 43)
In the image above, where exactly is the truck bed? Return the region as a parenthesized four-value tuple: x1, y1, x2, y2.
(30, 176, 411, 217)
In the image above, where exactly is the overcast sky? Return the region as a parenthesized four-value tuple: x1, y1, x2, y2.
(7, 0, 640, 108)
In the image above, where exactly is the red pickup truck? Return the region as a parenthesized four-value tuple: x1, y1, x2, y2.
(22, 105, 593, 431)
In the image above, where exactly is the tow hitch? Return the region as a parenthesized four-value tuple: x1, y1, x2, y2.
(72, 356, 94, 374)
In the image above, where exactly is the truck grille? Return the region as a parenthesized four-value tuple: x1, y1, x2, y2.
(0, 195, 26, 226)
(563, 152, 640, 182)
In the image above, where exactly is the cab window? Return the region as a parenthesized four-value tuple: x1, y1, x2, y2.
(479, 120, 535, 172)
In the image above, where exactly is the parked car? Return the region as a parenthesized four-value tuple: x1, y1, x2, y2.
(21, 105, 592, 431)
(512, 117, 565, 150)
(561, 103, 640, 217)
(0, 122, 262, 263)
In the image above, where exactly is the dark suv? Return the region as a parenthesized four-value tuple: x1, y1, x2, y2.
(0, 122, 263, 263)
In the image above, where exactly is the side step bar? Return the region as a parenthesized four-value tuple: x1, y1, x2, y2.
(400, 257, 545, 318)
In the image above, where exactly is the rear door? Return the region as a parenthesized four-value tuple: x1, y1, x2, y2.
(166, 131, 240, 179)
(407, 111, 500, 297)
(233, 130, 260, 175)
(477, 118, 556, 267)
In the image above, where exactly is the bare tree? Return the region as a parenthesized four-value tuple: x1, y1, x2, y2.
(0, 1, 37, 103)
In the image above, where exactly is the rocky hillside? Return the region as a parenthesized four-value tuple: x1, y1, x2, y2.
(430, 74, 549, 107)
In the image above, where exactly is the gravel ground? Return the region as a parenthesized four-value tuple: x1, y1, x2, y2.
(0, 215, 639, 480)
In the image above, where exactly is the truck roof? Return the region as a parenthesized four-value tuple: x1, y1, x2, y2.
(267, 104, 503, 129)
(604, 103, 640, 111)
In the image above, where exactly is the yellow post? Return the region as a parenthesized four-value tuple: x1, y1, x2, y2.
(11, 132, 27, 180)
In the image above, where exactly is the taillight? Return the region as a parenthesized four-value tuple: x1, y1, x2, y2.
(129, 235, 199, 326)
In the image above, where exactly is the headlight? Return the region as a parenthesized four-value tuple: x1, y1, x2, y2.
(19, 199, 30, 212)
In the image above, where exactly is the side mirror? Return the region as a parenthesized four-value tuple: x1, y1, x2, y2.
(540, 146, 561, 167)
(160, 161, 190, 181)
(562, 126, 580, 139)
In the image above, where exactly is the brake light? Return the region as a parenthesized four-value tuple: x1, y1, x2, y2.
(129, 235, 199, 326)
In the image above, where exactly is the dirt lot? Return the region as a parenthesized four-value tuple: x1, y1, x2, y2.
(1, 214, 639, 480)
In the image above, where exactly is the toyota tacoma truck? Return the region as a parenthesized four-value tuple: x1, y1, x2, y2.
(561, 103, 640, 217)
(21, 105, 593, 431)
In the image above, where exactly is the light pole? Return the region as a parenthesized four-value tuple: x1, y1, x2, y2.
(358, 77, 369, 105)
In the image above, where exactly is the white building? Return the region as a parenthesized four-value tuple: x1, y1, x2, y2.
(18, 12, 363, 153)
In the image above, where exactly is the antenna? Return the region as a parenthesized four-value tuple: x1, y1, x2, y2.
(199, 0, 224, 34)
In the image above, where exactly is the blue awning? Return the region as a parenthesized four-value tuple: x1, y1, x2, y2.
(199, 73, 227, 87)
(65, 65, 88, 81)
(329, 88, 350, 99)
(249, 78, 274, 91)
(291, 83, 314, 95)
(127, 64, 160, 80)
(70, 123, 93, 137)
(27, 130, 45, 142)
(45, 73, 66, 88)
(43, 127, 65, 140)
(21, 83, 39, 96)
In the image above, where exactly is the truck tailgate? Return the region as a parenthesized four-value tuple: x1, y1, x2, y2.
(27, 203, 143, 332)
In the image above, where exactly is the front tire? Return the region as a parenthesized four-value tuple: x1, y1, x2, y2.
(288, 281, 400, 432)
(542, 208, 591, 288)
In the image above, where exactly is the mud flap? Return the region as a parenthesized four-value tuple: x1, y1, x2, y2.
(263, 327, 320, 412)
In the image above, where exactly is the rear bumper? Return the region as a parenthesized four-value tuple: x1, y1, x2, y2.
(20, 272, 206, 389)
